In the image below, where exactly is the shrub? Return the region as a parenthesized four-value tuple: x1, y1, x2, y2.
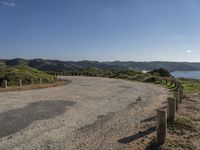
(150, 68, 171, 77)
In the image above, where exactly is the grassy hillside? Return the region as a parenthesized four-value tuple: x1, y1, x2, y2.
(2, 58, 200, 72)
(179, 78, 200, 95)
(55, 67, 158, 82)
(0, 65, 53, 86)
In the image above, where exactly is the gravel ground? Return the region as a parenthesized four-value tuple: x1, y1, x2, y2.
(0, 76, 169, 150)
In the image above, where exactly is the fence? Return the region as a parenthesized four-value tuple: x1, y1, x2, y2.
(1, 76, 58, 89)
(156, 79, 183, 145)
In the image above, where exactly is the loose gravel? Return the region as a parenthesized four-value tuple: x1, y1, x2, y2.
(0, 77, 169, 150)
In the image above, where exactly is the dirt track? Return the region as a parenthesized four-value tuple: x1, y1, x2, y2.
(0, 77, 169, 150)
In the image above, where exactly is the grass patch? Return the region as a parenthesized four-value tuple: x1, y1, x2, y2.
(0, 65, 54, 86)
(179, 78, 200, 95)
(168, 116, 192, 135)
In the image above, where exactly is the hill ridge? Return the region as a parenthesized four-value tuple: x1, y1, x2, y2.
(1, 58, 200, 72)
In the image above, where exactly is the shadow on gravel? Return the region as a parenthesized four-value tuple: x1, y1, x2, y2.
(140, 116, 157, 123)
(145, 138, 162, 150)
(118, 126, 156, 144)
(0, 100, 76, 139)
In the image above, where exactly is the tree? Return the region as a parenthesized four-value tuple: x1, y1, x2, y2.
(150, 68, 171, 77)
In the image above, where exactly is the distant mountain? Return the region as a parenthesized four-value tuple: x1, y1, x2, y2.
(1, 58, 200, 72)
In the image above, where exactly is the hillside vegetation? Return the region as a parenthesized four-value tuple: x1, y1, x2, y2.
(2, 58, 200, 72)
(179, 78, 200, 95)
(0, 65, 53, 86)
(1, 59, 173, 87)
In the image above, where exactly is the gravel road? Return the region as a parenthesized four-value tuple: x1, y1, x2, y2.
(0, 77, 169, 150)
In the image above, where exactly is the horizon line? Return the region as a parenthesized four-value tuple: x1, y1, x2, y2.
(1, 58, 200, 63)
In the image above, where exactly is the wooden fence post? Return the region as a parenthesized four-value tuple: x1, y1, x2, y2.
(4, 80, 7, 88)
(31, 78, 34, 85)
(167, 97, 176, 122)
(19, 80, 22, 87)
(173, 91, 179, 111)
(156, 109, 167, 145)
(177, 88, 180, 103)
(40, 78, 43, 84)
(179, 87, 183, 103)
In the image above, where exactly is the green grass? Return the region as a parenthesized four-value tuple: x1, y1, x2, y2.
(168, 116, 192, 135)
(0, 65, 54, 86)
(179, 78, 200, 95)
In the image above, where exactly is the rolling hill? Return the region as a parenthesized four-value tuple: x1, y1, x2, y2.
(0, 65, 53, 86)
(1, 58, 200, 72)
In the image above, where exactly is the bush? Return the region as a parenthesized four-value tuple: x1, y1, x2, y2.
(150, 68, 171, 77)
(0, 65, 54, 86)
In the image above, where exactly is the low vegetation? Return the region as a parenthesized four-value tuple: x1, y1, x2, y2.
(51, 67, 163, 83)
(0, 65, 54, 87)
(178, 78, 200, 95)
(2, 58, 200, 72)
(150, 68, 171, 77)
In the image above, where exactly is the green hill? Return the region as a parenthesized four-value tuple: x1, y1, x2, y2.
(2, 58, 200, 72)
(0, 65, 53, 86)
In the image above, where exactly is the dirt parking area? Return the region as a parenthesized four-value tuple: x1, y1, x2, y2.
(0, 77, 169, 150)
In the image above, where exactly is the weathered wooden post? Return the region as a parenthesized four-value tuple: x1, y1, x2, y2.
(179, 86, 183, 103)
(31, 78, 34, 84)
(156, 109, 167, 145)
(3, 80, 8, 88)
(177, 88, 180, 103)
(19, 79, 22, 87)
(173, 91, 179, 111)
(174, 91, 179, 111)
(167, 97, 176, 122)
(40, 78, 43, 84)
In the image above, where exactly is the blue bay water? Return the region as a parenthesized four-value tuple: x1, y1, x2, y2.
(171, 71, 200, 79)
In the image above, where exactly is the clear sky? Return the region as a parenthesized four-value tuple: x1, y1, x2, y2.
(1, 0, 200, 62)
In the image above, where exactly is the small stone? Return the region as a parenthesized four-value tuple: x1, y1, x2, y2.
(7, 136, 13, 140)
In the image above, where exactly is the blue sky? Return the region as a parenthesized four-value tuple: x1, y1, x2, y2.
(0, 0, 200, 62)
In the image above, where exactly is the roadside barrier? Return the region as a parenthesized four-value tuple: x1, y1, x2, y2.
(4, 80, 7, 88)
(19, 79, 22, 87)
(167, 97, 176, 122)
(156, 79, 183, 145)
(1, 76, 57, 88)
(40, 78, 43, 84)
(173, 91, 179, 111)
(156, 109, 167, 144)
